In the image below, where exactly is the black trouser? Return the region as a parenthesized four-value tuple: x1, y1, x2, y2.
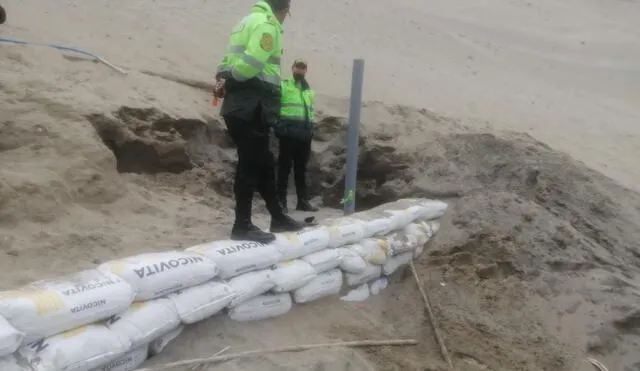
(277, 135, 312, 202)
(223, 108, 283, 227)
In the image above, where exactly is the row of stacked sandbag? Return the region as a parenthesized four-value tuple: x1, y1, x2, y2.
(0, 198, 447, 371)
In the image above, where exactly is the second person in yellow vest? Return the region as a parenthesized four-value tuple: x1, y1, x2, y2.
(276, 59, 319, 213)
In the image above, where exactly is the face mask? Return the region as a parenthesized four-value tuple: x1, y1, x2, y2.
(293, 73, 305, 81)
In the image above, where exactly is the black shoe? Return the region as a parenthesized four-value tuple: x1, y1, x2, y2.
(270, 214, 306, 233)
(231, 223, 276, 243)
(296, 199, 319, 212)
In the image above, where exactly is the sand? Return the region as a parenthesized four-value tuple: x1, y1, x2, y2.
(1, 0, 640, 370)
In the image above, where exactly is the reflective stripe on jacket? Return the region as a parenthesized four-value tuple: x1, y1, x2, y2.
(217, 1, 282, 85)
(277, 77, 315, 140)
(217, 1, 283, 123)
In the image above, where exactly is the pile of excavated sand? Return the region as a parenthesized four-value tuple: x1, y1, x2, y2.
(2, 0, 640, 370)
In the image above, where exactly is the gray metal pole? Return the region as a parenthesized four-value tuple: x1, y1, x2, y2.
(343, 59, 365, 215)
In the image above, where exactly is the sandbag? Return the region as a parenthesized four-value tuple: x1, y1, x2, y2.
(98, 251, 218, 301)
(148, 326, 183, 357)
(380, 209, 414, 230)
(408, 221, 439, 258)
(345, 263, 382, 287)
(405, 221, 439, 244)
(91, 346, 148, 371)
(0, 269, 135, 343)
(275, 226, 330, 260)
(292, 269, 343, 304)
(187, 240, 281, 279)
(351, 210, 398, 238)
(168, 280, 236, 324)
(387, 230, 420, 257)
(226, 270, 275, 307)
(270, 260, 317, 293)
(335, 248, 368, 274)
(301, 249, 342, 273)
(340, 283, 370, 302)
(383, 252, 414, 276)
(369, 277, 389, 295)
(228, 293, 292, 322)
(351, 238, 389, 265)
(0, 314, 23, 357)
(106, 298, 180, 349)
(415, 199, 448, 220)
(404, 222, 429, 247)
(377, 198, 448, 221)
(18, 325, 131, 371)
(0, 355, 30, 371)
(321, 217, 366, 248)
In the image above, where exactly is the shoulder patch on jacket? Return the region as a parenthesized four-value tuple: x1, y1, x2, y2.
(260, 33, 274, 52)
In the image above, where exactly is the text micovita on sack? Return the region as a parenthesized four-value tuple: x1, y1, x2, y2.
(133, 256, 206, 278)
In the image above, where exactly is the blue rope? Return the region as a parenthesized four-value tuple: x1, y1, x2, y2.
(0, 37, 127, 74)
(0, 37, 97, 59)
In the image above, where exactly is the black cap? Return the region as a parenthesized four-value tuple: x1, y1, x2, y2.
(267, 0, 291, 11)
(293, 58, 307, 68)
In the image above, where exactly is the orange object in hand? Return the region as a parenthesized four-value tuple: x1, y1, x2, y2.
(212, 78, 226, 107)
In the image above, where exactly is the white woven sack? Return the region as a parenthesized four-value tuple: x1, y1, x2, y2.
(228, 293, 292, 322)
(98, 251, 218, 301)
(301, 249, 342, 273)
(0, 314, 23, 357)
(387, 231, 420, 257)
(0, 269, 135, 343)
(187, 240, 281, 279)
(0, 355, 30, 371)
(383, 252, 414, 276)
(18, 325, 131, 371)
(226, 270, 275, 307)
(293, 269, 343, 304)
(378, 198, 447, 221)
(270, 260, 317, 293)
(275, 226, 330, 260)
(321, 217, 366, 248)
(168, 280, 236, 324)
(340, 284, 370, 302)
(149, 326, 183, 357)
(345, 263, 382, 287)
(351, 210, 398, 238)
(335, 248, 368, 274)
(106, 298, 180, 349)
(351, 237, 389, 265)
(91, 345, 148, 371)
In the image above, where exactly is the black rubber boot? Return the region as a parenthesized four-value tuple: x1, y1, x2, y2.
(296, 199, 319, 212)
(270, 214, 306, 233)
(231, 222, 275, 243)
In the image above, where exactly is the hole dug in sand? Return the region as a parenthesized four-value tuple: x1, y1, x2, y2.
(86, 107, 234, 175)
(79, 106, 640, 370)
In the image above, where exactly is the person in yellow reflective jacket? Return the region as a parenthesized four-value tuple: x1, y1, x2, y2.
(214, 0, 305, 243)
(276, 59, 319, 213)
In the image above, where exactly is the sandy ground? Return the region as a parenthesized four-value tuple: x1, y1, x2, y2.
(1, 0, 640, 370)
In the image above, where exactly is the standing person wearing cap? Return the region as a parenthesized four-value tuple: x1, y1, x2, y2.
(213, 0, 306, 243)
(276, 59, 319, 213)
